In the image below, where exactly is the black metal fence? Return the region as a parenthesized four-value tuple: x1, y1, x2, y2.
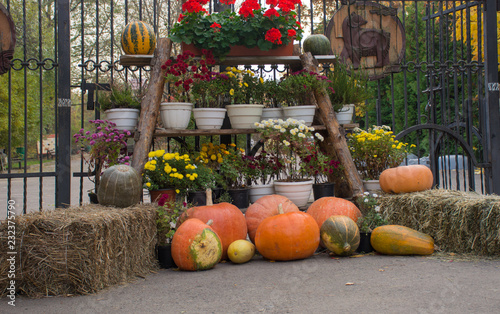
(1, 0, 499, 215)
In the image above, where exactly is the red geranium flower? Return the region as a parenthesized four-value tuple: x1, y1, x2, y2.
(220, 0, 236, 4)
(278, 0, 295, 13)
(288, 29, 296, 37)
(182, 0, 207, 14)
(264, 7, 279, 18)
(211, 22, 222, 32)
(239, 0, 261, 18)
(267, 0, 279, 6)
(265, 28, 282, 45)
(178, 14, 185, 22)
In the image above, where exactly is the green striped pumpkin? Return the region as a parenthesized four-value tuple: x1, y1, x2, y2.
(97, 165, 142, 208)
(320, 215, 360, 256)
(121, 21, 156, 55)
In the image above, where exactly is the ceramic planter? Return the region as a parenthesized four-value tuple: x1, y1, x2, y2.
(192, 108, 227, 130)
(282, 105, 316, 126)
(261, 108, 284, 121)
(160, 102, 193, 130)
(273, 180, 313, 209)
(336, 104, 355, 124)
(249, 184, 274, 203)
(104, 108, 140, 131)
(226, 104, 264, 129)
(363, 180, 381, 193)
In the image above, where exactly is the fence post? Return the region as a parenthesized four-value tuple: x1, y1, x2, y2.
(56, 0, 71, 207)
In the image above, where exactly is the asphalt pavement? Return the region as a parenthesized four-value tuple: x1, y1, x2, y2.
(1, 252, 499, 314)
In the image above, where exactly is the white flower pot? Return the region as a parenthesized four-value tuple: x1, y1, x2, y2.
(282, 105, 316, 126)
(363, 180, 381, 193)
(104, 108, 140, 131)
(336, 104, 355, 124)
(160, 102, 193, 130)
(226, 104, 264, 129)
(261, 108, 284, 121)
(193, 108, 227, 129)
(249, 184, 275, 203)
(273, 180, 313, 209)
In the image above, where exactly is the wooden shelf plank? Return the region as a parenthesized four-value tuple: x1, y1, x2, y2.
(120, 54, 154, 66)
(154, 125, 328, 137)
(119, 54, 337, 67)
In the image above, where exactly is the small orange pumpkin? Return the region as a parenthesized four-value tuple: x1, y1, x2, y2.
(379, 165, 433, 194)
(177, 202, 247, 260)
(171, 218, 222, 271)
(255, 206, 320, 261)
(306, 197, 362, 230)
(245, 194, 299, 243)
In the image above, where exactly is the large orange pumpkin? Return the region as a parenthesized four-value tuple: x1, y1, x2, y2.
(171, 218, 222, 271)
(306, 197, 362, 230)
(177, 202, 248, 260)
(255, 209, 320, 261)
(245, 194, 299, 243)
(379, 165, 433, 194)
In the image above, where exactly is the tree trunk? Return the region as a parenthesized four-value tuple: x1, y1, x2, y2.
(300, 52, 365, 197)
(131, 38, 172, 174)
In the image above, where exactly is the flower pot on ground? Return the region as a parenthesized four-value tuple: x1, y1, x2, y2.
(226, 104, 264, 129)
(312, 182, 335, 200)
(193, 108, 227, 129)
(274, 179, 314, 209)
(249, 184, 275, 203)
(363, 179, 381, 193)
(228, 188, 250, 211)
(356, 232, 374, 253)
(282, 105, 316, 126)
(157, 244, 177, 269)
(335, 104, 355, 124)
(160, 102, 193, 130)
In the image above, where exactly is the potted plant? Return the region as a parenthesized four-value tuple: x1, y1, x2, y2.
(255, 118, 325, 208)
(299, 142, 343, 200)
(277, 70, 330, 126)
(347, 125, 414, 191)
(326, 61, 371, 124)
(218, 144, 252, 210)
(260, 80, 284, 120)
(160, 51, 212, 130)
(185, 161, 219, 206)
(190, 69, 230, 129)
(246, 149, 282, 203)
(156, 193, 189, 268)
(169, 0, 303, 59)
(143, 149, 199, 202)
(99, 83, 141, 131)
(354, 192, 388, 253)
(224, 67, 265, 129)
(73, 119, 131, 202)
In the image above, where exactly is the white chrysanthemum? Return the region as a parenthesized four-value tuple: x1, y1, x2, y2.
(290, 130, 297, 136)
(274, 125, 281, 130)
(299, 124, 305, 131)
(298, 133, 305, 138)
(364, 191, 370, 195)
(283, 140, 290, 146)
(280, 128, 286, 133)
(309, 127, 315, 132)
(315, 133, 324, 141)
(374, 206, 381, 212)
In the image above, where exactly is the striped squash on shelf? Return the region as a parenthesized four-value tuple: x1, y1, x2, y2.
(121, 21, 156, 55)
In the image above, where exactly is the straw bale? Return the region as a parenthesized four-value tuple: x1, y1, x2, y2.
(379, 189, 500, 255)
(0, 204, 158, 297)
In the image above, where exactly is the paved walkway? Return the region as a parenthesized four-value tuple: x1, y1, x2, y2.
(1, 253, 499, 313)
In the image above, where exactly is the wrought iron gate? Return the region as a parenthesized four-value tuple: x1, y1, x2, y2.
(1, 0, 499, 215)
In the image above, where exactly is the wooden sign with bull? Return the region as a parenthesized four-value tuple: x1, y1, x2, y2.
(326, 1, 405, 80)
(0, 3, 16, 75)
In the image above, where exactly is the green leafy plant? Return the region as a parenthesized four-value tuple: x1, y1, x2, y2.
(218, 144, 252, 189)
(99, 83, 141, 111)
(299, 143, 343, 184)
(347, 125, 414, 180)
(169, 0, 303, 58)
(245, 150, 282, 185)
(225, 67, 266, 104)
(277, 69, 329, 106)
(355, 192, 388, 233)
(186, 162, 219, 192)
(190, 72, 230, 108)
(326, 61, 371, 113)
(156, 194, 190, 245)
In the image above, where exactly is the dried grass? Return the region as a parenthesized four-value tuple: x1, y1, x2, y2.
(379, 189, 500, 256)
(0, 204, 158, 297)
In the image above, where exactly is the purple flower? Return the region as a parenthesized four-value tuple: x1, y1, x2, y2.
(89, 140, 95, 145)
(85, 131, 90, 135)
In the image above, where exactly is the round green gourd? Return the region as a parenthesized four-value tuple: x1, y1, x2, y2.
(121, 21, 156, 55)
(303, 34, 331, 55)
(97, 164, 142, 208)
(320, 215, 360, 256)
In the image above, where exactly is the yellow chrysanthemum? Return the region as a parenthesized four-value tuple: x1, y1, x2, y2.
(146, 182, 151, 187)
(230, 89, 234, 95)
(148, 152, 155, 158)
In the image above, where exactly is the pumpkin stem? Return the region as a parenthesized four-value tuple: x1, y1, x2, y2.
(278, 203, 284, 215)
(206, 188, 213, 206)
(207, 219, 213, 226)
(343, 244, 351, 252)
